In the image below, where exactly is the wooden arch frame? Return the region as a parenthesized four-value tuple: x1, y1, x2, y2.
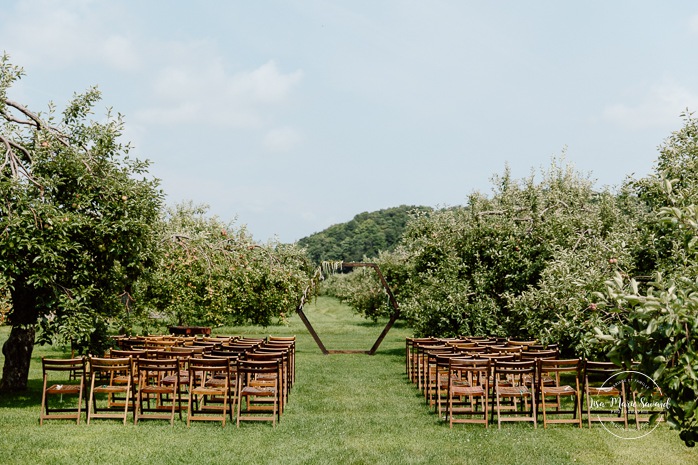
(296, 262, 401, 355)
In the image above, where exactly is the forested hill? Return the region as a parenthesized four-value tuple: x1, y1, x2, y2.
(297, 205, 432, 264)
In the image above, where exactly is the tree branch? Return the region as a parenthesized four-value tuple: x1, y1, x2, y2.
(4, 99, 43, 128)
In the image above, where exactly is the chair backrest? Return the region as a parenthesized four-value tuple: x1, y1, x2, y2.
(487, 345, 523, 354)
(245, 351, 285, 362)
(448, 358, 490, 382)
(472, 340, 499, 346)
(144, 339, 176, 350)
(538, 358, 581, 385)
(188, 357, 230, 382)
(146, 349, 173, 359)
(434, 353, 464, 369)
(137, 357, 179, 377)
(237, 359, 281, 377)
(408, 337, 437, 347)
(210, 348, 242, 359)
(476, 353, 515, 362)
(264, 341, 294, 350)
(507, 339, 538, 350)
(418, 344, 450, 354)
(179, 345, 204, 355)
(42, 357, 86, 375)
(583, 360, 623, 380)
(110, 348, 146, 359)
(494, 360, 536, 385)
(89, 356, 132, 374)
(192, 340, 218, 348)
(461, 346, 488, 355)
(528, 343, 559, 351)
(520, 349, 559, 361)
(462, 336, 494, 342)
(222, 343, 258, 354)
(203, 336, 233, 344)
(169, 346, 195, 355)
(449, 342, 478, 350)
(174, 336, 197, 346)
(268, 336, 296, 343)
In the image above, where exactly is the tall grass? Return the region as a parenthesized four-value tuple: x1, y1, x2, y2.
(0, 297, 695, 464)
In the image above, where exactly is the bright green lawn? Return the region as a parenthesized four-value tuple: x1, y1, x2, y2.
(0, 297, 695, 465)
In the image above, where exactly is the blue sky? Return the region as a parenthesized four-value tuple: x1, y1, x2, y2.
(2, 1, 698, 243)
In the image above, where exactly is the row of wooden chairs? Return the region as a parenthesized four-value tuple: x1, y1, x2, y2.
(406, 337, 664, 429)
(407, 337, 558, 395)
(40, 335, 296, 428)
(112, 334, 259, 351)
(405, 336, 558, 386)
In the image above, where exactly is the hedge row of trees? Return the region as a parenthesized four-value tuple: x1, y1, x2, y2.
(0, 56, 312, 392)
(330, 115, 698, 446)
(325, 157, 642, 352)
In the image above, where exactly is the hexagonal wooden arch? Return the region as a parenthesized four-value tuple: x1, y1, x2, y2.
(295, 262, 401, 355)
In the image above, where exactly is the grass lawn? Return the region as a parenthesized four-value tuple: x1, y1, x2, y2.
(0, 296, 695, 465)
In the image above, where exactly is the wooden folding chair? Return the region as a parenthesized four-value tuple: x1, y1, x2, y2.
(134, 357, 181, 425)
(40, 357, 87, 425)
(447, 358, 490, 428)
(187, 357, 231, 427)
(583, 360, 628, 429)
(236, 359, 282, 427)
(494, 360, 537, 428)
(245, 351, 288, 412)
(87, 356, 133, 425)
(538, 358, 582, 428)
(406, 337, 436, 384)
(265, 339, 296, 387)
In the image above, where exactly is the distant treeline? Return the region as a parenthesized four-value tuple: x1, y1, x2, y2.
(297, 205, 432, 263)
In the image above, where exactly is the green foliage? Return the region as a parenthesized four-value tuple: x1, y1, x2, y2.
(136, 202, 312, 329)
(592, 113, 698, 447)
(378, 158, 638, 347)
(0, 54, 163, 359)
(298, 205, 432, 264)
(322, 268, 392, 322)
(594, 271, 698, 447)
(505, 187, 646, 357)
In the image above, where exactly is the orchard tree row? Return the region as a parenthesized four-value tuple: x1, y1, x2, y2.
(0, 55, 312, 392)
(330, 115, 698, 446)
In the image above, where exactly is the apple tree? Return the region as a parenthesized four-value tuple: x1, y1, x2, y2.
(395, 160, 634, 344)
(592, 113, 698, 447)
(0, 55, 162, 391)
(136, 202, 312, 329)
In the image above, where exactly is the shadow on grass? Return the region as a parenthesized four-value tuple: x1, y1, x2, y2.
(0, 379, 43, 409)
(376, 347, 405, 358)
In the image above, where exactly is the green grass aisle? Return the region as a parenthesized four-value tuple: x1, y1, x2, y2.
(0, 296, 696, 464)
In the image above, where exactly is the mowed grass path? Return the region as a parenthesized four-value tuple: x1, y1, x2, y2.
(0, 296, 695, 464)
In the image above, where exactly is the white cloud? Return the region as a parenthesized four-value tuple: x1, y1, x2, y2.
(0, 0, 132, 70)
(263, 126, 303, 153)
(136, 59, 303, 128)
(601, 79, 698, 130)
(1, 1, 304, 135)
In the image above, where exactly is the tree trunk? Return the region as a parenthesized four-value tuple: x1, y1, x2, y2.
(0, 325, 36, 392)
(0, 281, 39, 392)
